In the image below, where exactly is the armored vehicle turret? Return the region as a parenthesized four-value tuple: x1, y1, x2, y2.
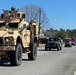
(1, 7, 25, 21)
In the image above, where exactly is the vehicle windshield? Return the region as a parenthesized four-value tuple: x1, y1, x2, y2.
(65, 40, 69, 43)
(8, 23, 19, 28)
(0, 23, 5, 27)
(0, 22, 19, 30)
(49, 38, 59, 41)
(0, 23, 6, 31)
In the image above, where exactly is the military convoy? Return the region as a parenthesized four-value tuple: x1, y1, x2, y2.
(0, 7, 39, 66)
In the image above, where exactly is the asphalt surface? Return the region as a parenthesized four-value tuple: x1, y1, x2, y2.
(0, 46, 76, 75)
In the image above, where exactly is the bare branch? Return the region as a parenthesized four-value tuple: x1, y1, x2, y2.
(20, 5, 49, 30)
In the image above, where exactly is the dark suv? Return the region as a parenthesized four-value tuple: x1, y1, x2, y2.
(45, 38, 62, 51)
(64, 39, 72, 47)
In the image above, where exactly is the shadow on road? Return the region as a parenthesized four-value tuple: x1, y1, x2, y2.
(0, 59, 11, 67)
(0, 59, 31, 67)
(39, 49, 57, 51)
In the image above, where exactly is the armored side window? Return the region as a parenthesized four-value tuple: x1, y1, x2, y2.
(23, 24, 26, 29)
(10, 10, 16, 18)
(10, 14, 14, 18)
(1, 14, 4, 18)
(17, 13, 20, 17)
(22, 14, 25, 18)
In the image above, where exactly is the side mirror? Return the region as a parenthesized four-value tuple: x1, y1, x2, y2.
(27, 26, 31, 30)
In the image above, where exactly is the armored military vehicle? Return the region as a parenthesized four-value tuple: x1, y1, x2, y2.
(0, 7, 39, 66)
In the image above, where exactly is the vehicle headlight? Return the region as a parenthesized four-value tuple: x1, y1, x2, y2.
(5, 38, 10, 43)
(5, 37, 14, 45)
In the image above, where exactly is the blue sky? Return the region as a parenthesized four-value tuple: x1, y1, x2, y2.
(0, 0, 76, 30)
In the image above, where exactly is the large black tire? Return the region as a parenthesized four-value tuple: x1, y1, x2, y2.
(37, 40, 39, 47)
(60, 46, 62, 50)
(65, 45, 67, 47)
(49, 48, 51, 50)
(28, 43, 37, 60)
(45, 47, 47, 50)
(57, 46, 60, 51)
(8, 43, 23, 66)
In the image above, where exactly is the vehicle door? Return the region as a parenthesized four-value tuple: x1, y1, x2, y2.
(22, 24, 30, 47)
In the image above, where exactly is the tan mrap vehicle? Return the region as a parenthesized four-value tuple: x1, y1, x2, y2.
(0, 7, 39, 66)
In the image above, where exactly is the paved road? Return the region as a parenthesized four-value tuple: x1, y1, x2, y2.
(0, 46, 76, 75)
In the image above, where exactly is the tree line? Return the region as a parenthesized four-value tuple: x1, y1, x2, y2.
(20, 4, 76, 40)
(21, 5, 49, 29)
(44, 28, 76, 40)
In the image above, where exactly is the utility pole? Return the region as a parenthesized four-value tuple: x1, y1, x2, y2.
(39, 8, 41, 35)
(37, 8, 41, 47)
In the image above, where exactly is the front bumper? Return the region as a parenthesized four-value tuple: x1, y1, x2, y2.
(0, 45, 15, 51)
(46, 44, 58, 48)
